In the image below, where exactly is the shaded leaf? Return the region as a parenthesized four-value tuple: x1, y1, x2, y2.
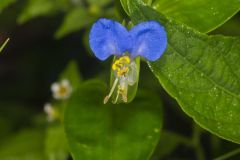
(45, 125, 69, 160)
(0, 129, 45, 160)
(55, 8, 95, 39)
(151, 131, 192, 159)
(17, 0, 68, 24)
(64, 80, 163, 160)
(0, 0, 16, 12)
(129, 1, 240, 143)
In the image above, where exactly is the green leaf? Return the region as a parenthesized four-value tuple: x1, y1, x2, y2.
(121, 0, 240, 33)
(55, 8, 95, 39)
(210, 15, 240, 37)
(152, 0, 240, 32)
(0, 129, 45, 160)
(0, 38, 9, 53)
(17, 0, 68, 24)
(128, 1, 240, 143)
(45, 125, 69, 160)
(0, 0, 16, 11)
(64, 80, 163, 160)
(59, 60, 81, 90)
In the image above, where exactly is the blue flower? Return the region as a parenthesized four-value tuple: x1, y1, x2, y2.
(89, 18, 167, 104)
(89, 18, 167, 61)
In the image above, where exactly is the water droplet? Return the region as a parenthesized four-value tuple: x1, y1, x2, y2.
(216, 122, 222, 130)
(233, 102, 237, 106)
(154, 128, 160, 133)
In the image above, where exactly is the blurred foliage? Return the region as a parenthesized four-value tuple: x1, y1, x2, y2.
(0, 0, 240, 160)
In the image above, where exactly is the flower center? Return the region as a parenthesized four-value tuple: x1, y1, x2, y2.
(112, 56, 130, 77)
(104, 55, 138, 104)
(59, 86, 68, 96)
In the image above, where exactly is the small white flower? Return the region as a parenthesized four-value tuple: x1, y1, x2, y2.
(44, 103, 56, 122)
(51, 79, 72, 100)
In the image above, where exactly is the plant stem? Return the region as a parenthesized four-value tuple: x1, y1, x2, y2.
(214, 148, 240, 160)
(0, 38, 9, 53)
(192, 124, 205, 160)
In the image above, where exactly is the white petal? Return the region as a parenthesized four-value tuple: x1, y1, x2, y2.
(44, 103, 53, 114)
(51, 83, 59, 92)
(61, 79, 70, 87)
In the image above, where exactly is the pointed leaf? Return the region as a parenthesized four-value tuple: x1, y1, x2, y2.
(55, 8, 95, 39)
(129, 1, 240, 143)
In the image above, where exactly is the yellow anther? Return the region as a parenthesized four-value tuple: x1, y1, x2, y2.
(119, 56, 130, 64)
(117, 67, 129, 77)
(112, 60, 123, 71)
(111, 56, 131, 77)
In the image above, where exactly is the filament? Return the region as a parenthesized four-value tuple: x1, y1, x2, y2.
(104, 78, 119, 104)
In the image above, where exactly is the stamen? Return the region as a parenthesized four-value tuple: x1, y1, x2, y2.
(120, 85, 128, 103)
(113, 89, 120, 104)
(105, 55, 136, 104)
(104, 78, 119, 104)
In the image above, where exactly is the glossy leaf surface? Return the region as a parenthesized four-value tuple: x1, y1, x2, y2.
(121, 0, 240, 32)
(128, 1, 240, 143)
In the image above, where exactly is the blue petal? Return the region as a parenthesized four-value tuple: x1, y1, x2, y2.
(129, 21, 167, 61)
(89, 18, 131, 61)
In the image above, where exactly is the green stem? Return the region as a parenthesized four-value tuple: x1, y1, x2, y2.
(0, 38, 9, 53)
(214, 148, 240, 160)
(192, 124, 205, 160)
